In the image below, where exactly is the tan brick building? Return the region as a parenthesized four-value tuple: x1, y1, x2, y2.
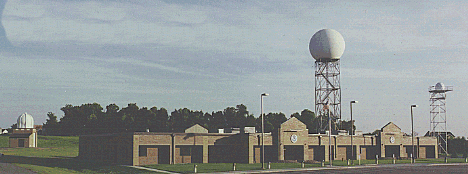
(79, 117, 437, 166)
(10, 113, 38, 148)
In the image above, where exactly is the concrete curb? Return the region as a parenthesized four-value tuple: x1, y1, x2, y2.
(124, 165, 180, 174)
(124, 162, 468, 174)
(212, 165, 380, 174)
(428, 163, 468, 166)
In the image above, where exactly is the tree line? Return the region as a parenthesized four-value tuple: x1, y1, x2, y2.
(41, 102, 354, 136)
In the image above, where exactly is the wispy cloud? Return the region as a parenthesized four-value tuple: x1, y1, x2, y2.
(1, 0, 468, 136)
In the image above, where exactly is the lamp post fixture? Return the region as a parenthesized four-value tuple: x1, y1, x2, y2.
(323, 104, 332, 166)
(350, 101, 358, 164)
(411, 104, 418, 163)
(329, 106, 332, 166)
(261, 93, 269, 169)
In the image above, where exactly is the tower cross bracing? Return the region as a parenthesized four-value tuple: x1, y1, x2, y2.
(428, 84, 452, 155)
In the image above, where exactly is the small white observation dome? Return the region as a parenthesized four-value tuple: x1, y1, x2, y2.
(435, 82, 445, 91)
(17, 112, 34, 128)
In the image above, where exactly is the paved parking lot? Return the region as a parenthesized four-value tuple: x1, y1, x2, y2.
(0, 162, 36, 174)
(270, 163, 468, 174)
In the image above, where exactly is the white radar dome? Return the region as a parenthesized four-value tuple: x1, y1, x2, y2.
(435, 82, 445, 91)
(309, 29, 345, 61)
(17, 112, 34, 128)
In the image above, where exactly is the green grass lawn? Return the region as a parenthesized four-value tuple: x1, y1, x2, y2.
(147, 158, 468, 173)
(0, 135, 9, 147)
(146, 162, 323, 173)
(0, 135, 151, 174)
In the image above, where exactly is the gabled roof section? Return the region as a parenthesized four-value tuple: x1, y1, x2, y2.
(185, 124, 208, 133)
(424, 131, 455, 137)
(381, 122, 402, 133)
(280, 117, 307, 131)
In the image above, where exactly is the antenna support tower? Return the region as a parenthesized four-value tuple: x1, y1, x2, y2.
(428, 83, 452, 155)
(309, 29, 345, 134)
(315, 59, 341, 132)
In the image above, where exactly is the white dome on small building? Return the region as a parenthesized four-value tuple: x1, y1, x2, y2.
(435, 82, 445, 91)
(17, 112, 34, 128)
(309, 29, 345, 61)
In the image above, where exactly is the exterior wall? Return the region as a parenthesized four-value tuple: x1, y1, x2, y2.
(79, 133, 134, 165)
(378, 122, 437, 159)
(250, 133, 274, 163)
(206, 134, 250, 163)
(133, 132, 251, 165)
(135, 133, 172, 165)
(78, 121, 438, 166)
(277, 117, 308, 162)
(9, 129, 37, 148)
(9, 138, 29, 147)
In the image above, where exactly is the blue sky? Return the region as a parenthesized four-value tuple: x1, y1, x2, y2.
(1, 0, 467, 137)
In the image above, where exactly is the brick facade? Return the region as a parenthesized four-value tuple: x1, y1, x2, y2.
(9, 128, 37, 148)
(79, 118, 438, 166)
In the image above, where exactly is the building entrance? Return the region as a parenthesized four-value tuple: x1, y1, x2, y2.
(284, 145, 304, 162)
(18, 139, 24, 147)
(385, 145, 400, 158)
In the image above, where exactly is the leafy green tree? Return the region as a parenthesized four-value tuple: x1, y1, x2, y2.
(337, 120, 355, 135)
(257, 112, 287, 133)
(134, 107, 152, 132)
(169, 108, 195, 132)
(120, 103, 140, 132)
(223, 104, 251, 130)
(149, 107, 169, 132)
(245, 115, 256, 127)
(224, 107, 237, 128)
(103, 103, 122, 133)
(59, 103, 104, 135)
(45, 112, 58, 124)
(292, 109, 319, 133)
(43, 112, 59, 135)
(60, 104, 81, 135)
(209, 111, 226, 132)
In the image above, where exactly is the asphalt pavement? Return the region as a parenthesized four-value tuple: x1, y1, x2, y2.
(267, 163, 468, 174)
(0, 162, 37, 174)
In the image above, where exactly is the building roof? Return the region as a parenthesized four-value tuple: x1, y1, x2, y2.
(424, 131, 455, 137)
(185, 124, 208, 133)
(381, 122, 401, 132)
(280, 117, 307, 131)
(17, 112, 34, 129)
(9, 133, 32, 138)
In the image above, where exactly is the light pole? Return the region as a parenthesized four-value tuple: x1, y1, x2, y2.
(350, 101, 358, 163)
(411, 104, 418, 163)
(324, 104, 332, 166)
(261, 93, 269, 169)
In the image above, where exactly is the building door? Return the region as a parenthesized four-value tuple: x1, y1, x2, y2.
(254, 147, 260, 163)
(191, 146, 203, 163)
(284, 145, 304, 162)
(18, 139, 24, 147)
(312, 146, 325, 161)
(147, 148, 158, 164)
(385, 145, 400, 158)
(405, 145, 418, 159)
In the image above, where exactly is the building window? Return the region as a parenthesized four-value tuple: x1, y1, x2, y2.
(180, 146, 191, 156)
(139, 146, 147, 157)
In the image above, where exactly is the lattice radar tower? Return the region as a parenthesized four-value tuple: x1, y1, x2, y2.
(428, 82, 452, 155)
(309, 29, 345, 133)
